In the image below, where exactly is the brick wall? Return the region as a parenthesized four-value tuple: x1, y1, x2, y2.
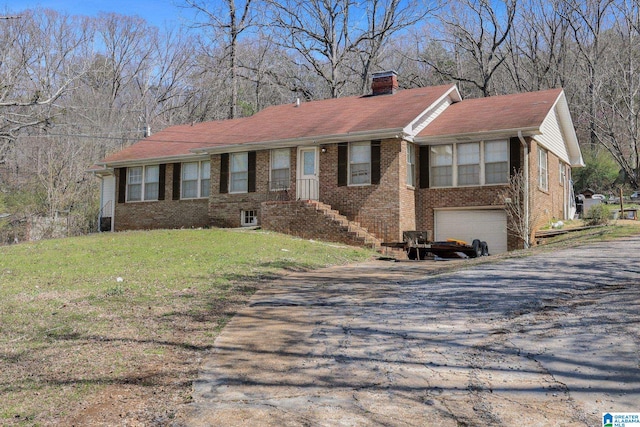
(112, 138, 571, 253)
(320, 138, 407, 242)
(207, 140, 410, 242)
(416, 186, 508, 230)
(399, 141, 417, 239)
(261, 200, 369, 247)
(412, 139, 571, 251)
(209, 150, 275, 227)
(114, 164, 209, 231)
(415, 141, 516, 251)
(530, 141, 566, 232)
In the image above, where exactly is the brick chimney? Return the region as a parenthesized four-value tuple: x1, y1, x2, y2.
(371, 70, 398, 96)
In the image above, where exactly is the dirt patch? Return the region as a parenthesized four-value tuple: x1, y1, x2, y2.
(66, 361, 194, 426)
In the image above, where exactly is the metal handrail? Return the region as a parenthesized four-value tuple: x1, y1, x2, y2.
(265, 182, 292, 201)
(296, 178, 319, 201)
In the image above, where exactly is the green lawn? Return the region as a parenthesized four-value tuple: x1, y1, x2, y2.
(0, 228, 373, 425)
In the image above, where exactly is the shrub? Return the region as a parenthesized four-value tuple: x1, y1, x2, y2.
(584, 203, 610, 226)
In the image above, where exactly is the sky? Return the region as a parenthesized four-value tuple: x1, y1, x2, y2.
(1, 0, 193, 28)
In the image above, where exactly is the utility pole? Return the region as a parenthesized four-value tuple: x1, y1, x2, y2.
(0, 16, 22, 20)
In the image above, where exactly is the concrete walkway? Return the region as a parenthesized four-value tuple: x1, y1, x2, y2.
(180, 237, 640, 426)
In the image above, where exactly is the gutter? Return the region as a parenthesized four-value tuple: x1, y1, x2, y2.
(415, 126, 541, 144)
(94, 153, 211, 169)
(192, 128, 410, 155)
(518, 130, 530, 248)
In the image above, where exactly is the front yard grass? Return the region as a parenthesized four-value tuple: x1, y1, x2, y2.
(537, 218, 640, 247)
(0, 228, 373, 425)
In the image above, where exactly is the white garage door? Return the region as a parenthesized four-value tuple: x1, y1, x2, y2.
(435, 209, 508, 254)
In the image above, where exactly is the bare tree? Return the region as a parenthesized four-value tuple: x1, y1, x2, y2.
(592, 0, 640, 188)
(417, 0, 517, 97)
(499, 169, 541, 248)
(262, 0, 358, 98)
(352, 0, 439, 94)
(561, 0, 615, 148)
(0, 10, 89, 163)
(263, 0, 434, 98)
(132, 25, 199, 128)
(505, 0, 575, 92)
(185, 0, 255, 118)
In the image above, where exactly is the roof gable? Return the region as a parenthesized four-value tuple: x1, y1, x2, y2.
(241, 84, 459, 142)
(416, 88, 584, 167)
(417, 88, 564, 139)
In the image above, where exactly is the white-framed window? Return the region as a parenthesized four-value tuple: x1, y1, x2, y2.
(484, 140, 509, 184)
(270, 149, 290, 190)
(201, 161, 211, 197)
(144, 165, 159, 200)
(230, 152, 248, 193)
(538, 147, 548, 191)
(406, 143, 416, 187)
(182, 161, 210, 199)
(127, 167, 143, 201)
(457, 142, 480, 186)
(559, 162, 566, 185)
(127, 165, 159, 202)
(241, 210, 257, 226)
(430, 140, 510, 188)
(349, 141, 371, 185)
(430, 144, 453, 187)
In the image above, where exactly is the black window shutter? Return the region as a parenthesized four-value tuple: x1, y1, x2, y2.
(172, 163, 181, 200)
(419, 146, 430, 188)
(158, 164, 166, 200)
(117, 167, 127, 203)
(248, 151, 256, 193)
(371, 140, 381, 185)
(337, 143, 348, 186)
(219, 153, 229, 194)
(510, 137, 522, 176)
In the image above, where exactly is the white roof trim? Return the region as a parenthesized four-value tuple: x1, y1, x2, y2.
(534, 91, 583, 167)
(404, 85, 462, 136)
(553, 91, 584, 167)
(89, 167, 114, 176)
(192, 128, 409, 154)
(98, 153, 210, 168)
(414, 126, 542, 144)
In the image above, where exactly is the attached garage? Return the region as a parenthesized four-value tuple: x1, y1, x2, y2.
(435, 209, 508, 254)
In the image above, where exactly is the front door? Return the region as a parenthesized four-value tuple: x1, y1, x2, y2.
(297, 147, 319, 200)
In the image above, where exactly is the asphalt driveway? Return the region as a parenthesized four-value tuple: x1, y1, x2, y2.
(179, 236, 640, 426)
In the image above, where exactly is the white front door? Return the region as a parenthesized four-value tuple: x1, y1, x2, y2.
(297, 147, 319, 200)
(101, 175, 116, 232)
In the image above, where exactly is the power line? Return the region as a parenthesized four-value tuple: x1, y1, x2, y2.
(22, 132, 143, 141)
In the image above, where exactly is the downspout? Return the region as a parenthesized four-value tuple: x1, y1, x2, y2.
(518, 131, 530, 248)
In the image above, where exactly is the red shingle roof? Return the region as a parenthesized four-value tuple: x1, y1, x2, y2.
(418, 88, 563, 138)
(98, 86, 566, 165)
(99, 85, 456, 164)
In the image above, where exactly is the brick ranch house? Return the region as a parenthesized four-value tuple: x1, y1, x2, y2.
(93, 71, 583, 254)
